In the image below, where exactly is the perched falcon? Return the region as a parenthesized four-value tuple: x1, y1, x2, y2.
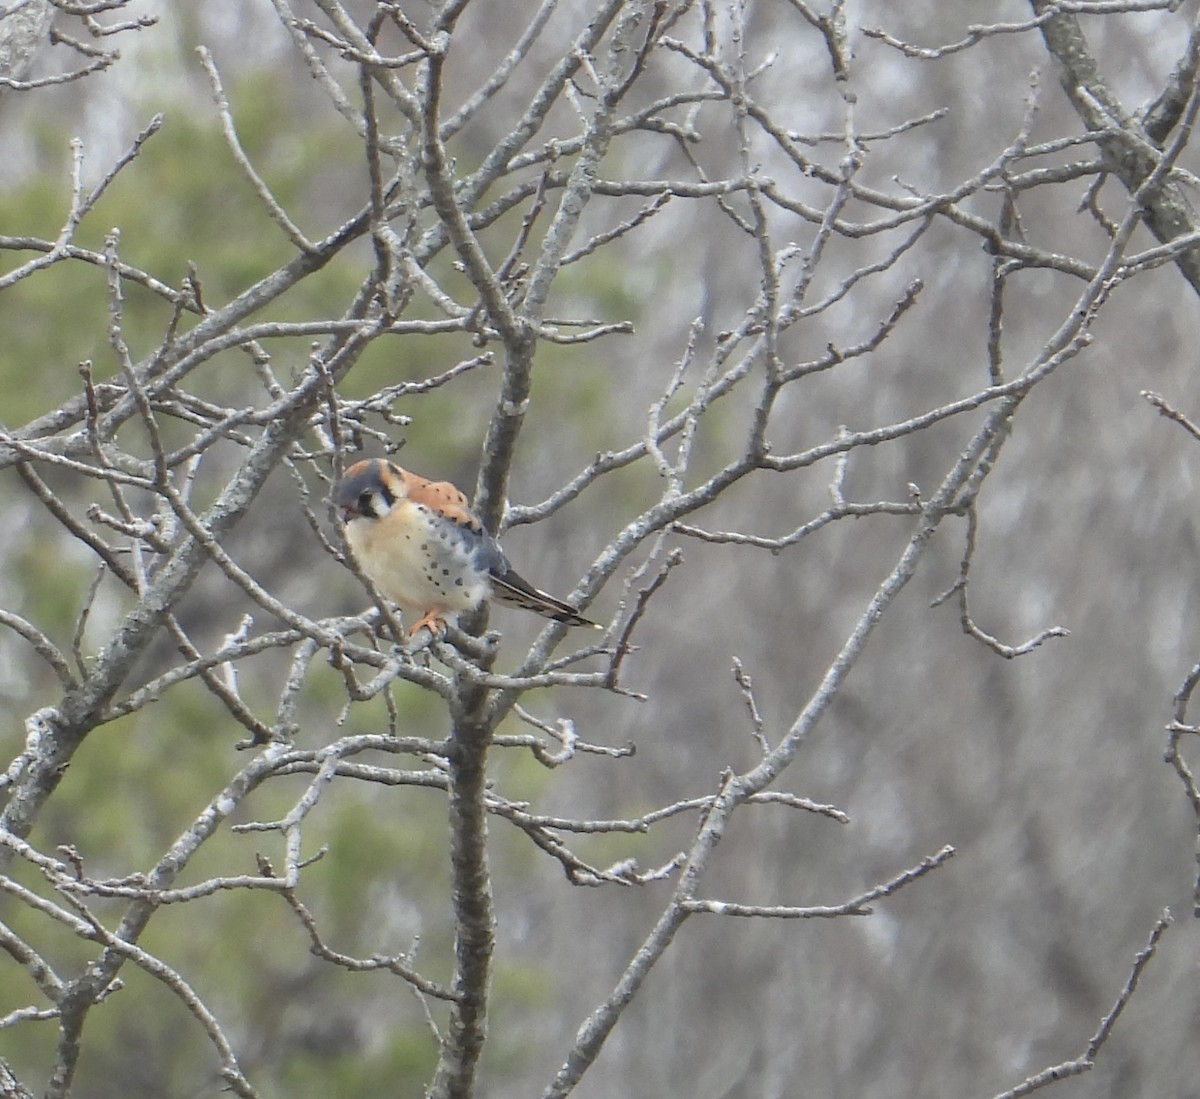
(331, 458, 598, 638)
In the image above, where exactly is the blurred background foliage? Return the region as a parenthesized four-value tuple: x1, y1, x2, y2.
(4, 2, 1200, 1098)
(0, 7, 628, 1094)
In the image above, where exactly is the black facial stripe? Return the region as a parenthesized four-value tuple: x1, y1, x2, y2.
(333, 463, 396, 517)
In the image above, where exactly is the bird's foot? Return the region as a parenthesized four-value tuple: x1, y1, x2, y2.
(406, 613, 449, 652)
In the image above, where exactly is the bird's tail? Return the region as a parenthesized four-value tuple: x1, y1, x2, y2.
(490, 567, 600, 628)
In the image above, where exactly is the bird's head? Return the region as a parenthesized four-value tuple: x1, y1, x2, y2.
(331, 459, 407, 523)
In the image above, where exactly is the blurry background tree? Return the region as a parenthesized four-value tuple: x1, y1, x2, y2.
(2, 1, 1200, 1097)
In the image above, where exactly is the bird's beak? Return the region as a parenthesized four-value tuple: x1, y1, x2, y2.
(326, 497, 356, 523)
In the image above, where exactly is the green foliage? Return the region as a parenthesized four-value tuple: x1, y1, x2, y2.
(0, 33, 664, 1099)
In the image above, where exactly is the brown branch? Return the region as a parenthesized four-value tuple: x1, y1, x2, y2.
(991, 911, 1173, 1099)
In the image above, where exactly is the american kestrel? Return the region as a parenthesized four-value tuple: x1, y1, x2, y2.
(332, 458, 599, 638)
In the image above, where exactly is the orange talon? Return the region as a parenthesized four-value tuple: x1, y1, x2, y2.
(408, 612, 448, 640)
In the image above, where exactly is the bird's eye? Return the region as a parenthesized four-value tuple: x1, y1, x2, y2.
(358, 491, 375, 517)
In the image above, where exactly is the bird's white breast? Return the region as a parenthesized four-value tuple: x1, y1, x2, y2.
(345, 500, 491, 623)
